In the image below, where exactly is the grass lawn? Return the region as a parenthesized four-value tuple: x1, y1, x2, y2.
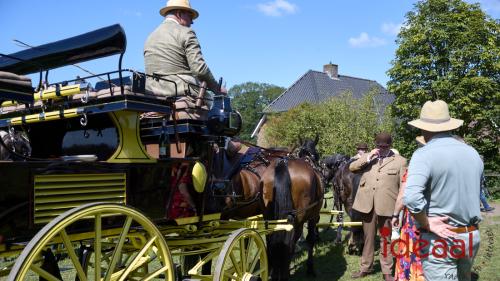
(289, 197, 500, 281)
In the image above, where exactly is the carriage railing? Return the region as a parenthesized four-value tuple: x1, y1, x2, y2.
(0, 69, 219, 125)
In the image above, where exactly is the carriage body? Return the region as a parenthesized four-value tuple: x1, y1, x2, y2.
(0, 24, 186, 244)
(0, 24, 284, 281)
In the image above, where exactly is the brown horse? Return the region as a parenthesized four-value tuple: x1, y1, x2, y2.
(220, 147, 288, 219)
(211, 139, 323, 279)
(323, 153, 364, 254)
(261, 139, 324, 281)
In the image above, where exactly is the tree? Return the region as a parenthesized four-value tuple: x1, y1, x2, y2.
(263, 90, 393, 156)
(387, 0, 500, 169)
(229, 82, 285, 141)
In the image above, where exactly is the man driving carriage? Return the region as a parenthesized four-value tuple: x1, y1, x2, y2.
(144, 0, 220, 99)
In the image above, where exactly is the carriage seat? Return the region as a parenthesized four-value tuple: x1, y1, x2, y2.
(72, 85, 208, 121)
(0, 71, 34, 104)
(71, 85, 166, 102)
(0, 71, 32, 87)
(138, 95, 209, 122)
(170, 95, 209, 121)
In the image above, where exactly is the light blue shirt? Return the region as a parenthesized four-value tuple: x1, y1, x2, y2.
(403, 133, 483, 226)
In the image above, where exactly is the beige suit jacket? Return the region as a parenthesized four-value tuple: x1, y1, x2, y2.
(349, 153, 407, 216)
(144, 19, 218, 97)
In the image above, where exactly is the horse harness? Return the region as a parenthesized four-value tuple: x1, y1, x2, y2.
(241, 150, 270, 179)
(275, 156, 323, 221)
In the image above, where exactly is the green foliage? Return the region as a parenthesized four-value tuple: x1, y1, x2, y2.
(228, 82, 285, 141)
(485, 173, 500, 200)
(263, 90, 393, 156)
(387, 0, 500, 169)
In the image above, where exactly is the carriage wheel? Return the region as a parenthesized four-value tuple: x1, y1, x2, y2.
(213, 228, 268, 281)
(8, 203, 174, 281)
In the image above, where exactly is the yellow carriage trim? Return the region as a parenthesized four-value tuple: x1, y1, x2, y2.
(107, 110, 155, 163)
(9, 108, 79, 125)
(1, 84, 83, 107)
(33, 173, 126, 224)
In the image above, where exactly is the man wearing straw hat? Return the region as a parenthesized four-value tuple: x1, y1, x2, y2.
(144, 0, 219, 97)
(404, 100, 483, 281)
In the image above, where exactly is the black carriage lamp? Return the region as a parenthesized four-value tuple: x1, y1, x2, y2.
(0, 24, 127, 92)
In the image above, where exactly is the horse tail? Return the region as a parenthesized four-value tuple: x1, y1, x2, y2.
(268, 158, 294, 280)
(273, 158, 293, 220)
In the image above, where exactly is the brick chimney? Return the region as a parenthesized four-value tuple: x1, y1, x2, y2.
(323, 62, 338, 79)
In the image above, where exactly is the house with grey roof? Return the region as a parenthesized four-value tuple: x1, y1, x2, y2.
(251, 63, 394, 145)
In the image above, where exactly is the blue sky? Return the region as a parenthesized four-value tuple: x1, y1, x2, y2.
(1, 0, 498, 89)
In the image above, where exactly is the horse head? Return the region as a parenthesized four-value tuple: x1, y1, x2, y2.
(321, 154, 350, 183)
(298, 137, 320, 163)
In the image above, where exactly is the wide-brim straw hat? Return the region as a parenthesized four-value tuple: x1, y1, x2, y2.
(159, 0, 199, 19)
(408, 100, 463, 132)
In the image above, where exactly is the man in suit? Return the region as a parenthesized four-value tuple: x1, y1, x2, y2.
(144, 0, 219, 98)
(350, 132, 407, 281)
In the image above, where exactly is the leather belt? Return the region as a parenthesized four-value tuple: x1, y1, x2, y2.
(420, 225, 478, 233)
(451, 225, 478, 234)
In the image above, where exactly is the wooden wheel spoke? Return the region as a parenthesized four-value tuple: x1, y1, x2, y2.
(30, 263, 61, 281)
(142, 265, 170, 281)
(95, 213, 102, 281)
(249, 248, 262, 273)
(187, 250, 219, 275)
(245, 237, 255, 271)
(223, 270, 237, 280)
(215, 229, 267, 281)
(104, 215, 133, 281)
(229, 251, 242, 277)
(11, 204, 174, 281)
(60, 229, 87, 281)
(117, 236, 157, 281)
(239, 237, 247, 273)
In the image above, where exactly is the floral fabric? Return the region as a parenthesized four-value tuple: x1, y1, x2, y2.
(395, 171, 425, 281)
(394, 208, 425, 281)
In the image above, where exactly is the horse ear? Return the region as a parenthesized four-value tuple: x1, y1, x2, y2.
(314, 134, 319, 146)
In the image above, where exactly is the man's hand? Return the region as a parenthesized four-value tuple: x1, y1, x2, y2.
(368, 148, 380, 161)
(428, 216, 458, 239)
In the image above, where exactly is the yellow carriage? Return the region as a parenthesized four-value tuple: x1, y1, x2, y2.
(0, 24, 292, 281)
